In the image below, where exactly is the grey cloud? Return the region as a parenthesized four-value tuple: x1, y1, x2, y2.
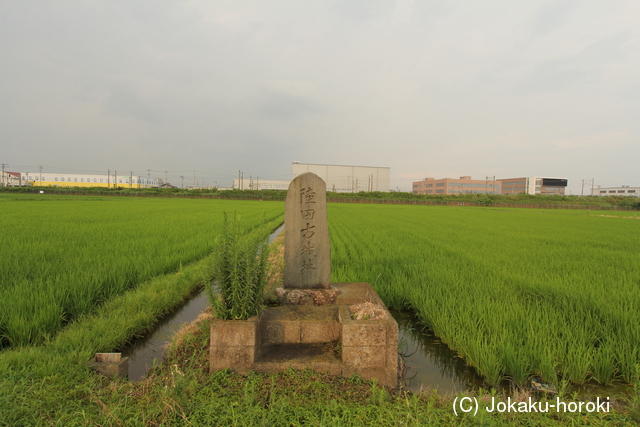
(516, 31, 634, 95)
(254, 87, 324, 120)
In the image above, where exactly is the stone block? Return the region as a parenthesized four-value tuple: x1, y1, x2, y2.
(261, 321, 302, 345)
(386, 319, 399, 345)
(342, 345, 386, 369)
(342, 321, 387, 347)
(210, 317, 259, 347)
(210, 317, 260, 374)
(210, 346, 255, 375)
(300, 321, 340, 343)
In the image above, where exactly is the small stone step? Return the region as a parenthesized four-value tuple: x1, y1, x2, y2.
(259, 306, 340, 346)
(254, 343, 342, 375)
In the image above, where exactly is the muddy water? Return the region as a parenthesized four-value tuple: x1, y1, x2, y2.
(123, 291, 210, 380)
(392, 310, 485, 394)
(123, 223, 285, 381)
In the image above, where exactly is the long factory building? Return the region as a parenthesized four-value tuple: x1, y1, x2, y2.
(2, 171, 159, 188)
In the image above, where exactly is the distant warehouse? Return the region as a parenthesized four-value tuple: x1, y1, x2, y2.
(12, 171, 159, 188)
(292, 162, 390, 193)
(591, 186, 639, 197)
(233, 163, 391, 192)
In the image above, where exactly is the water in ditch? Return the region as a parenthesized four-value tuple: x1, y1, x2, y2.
(393, 311, 635, 399)
(122, 291, 210, 380)
(392, 310, 484, 394)
(122, 223, 285, 381)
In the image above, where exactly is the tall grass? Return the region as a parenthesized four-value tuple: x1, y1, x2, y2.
(207, 212, 271, 320)
(328, 204, 640, 387)
(0, 194, 283, 347)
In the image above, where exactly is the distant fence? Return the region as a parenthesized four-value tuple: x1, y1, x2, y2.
(3, 188, 637, 211)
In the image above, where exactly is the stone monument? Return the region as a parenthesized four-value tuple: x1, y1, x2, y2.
(283, 172, 331, 289)
(210, 172, 399, 387)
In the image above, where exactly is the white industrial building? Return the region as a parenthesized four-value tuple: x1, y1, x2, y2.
(591, 186, 639, 197)
(232, 178, 290, 190)
(1, 171, 23, 187)
(9, 171, 159, 188)
(498, 177, 568, 195)
(291, 162, 390, 193)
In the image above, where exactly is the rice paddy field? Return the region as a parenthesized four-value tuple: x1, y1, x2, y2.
(0, 193, 283, 348)
(329, 204, 640, 388)
(2, 193, 638, 391)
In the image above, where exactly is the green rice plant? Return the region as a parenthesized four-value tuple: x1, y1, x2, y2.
(0, 194, 283, 347)
(328, 204, 640, 387)
(207, 212, 271, 320)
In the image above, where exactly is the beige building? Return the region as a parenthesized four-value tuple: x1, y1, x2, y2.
(412, 176, 501, 195)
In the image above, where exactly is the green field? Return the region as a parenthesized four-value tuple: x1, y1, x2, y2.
(1, 196, 639, 425)
(329, 204, 640, 387)
(0, 194, 283, 348)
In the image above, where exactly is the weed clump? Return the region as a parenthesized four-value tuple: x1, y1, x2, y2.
(207, 212, 270, 320)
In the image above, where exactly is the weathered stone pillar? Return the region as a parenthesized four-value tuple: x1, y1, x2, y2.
(284, 172, 331, 289)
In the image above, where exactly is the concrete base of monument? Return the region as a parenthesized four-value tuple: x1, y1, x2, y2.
(209, 283, 399, 387)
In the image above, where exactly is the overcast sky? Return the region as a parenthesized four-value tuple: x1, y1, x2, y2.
(2, 1, 638, 193)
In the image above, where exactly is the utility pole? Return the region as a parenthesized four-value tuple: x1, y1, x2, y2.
(129, 171, 133, 188)
(1, 163, 7, 186)
(108, 169, 110, 188)
(484, 176, 495, 194)
(147, 169, 150, 188)
(39, 165, 43, 186)
(582, 179, 595, 196)
(180, 176, 185, 189)
(193, 170, 196, 187)
(115, 170, 117, 188)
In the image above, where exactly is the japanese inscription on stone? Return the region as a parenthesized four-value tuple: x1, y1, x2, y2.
(284, 172, 331, 289)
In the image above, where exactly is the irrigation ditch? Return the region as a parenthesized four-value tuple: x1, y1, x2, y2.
(122, 287, 485, 393)
(121, 223, 636, 400)
(120, 222, 474, 389)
